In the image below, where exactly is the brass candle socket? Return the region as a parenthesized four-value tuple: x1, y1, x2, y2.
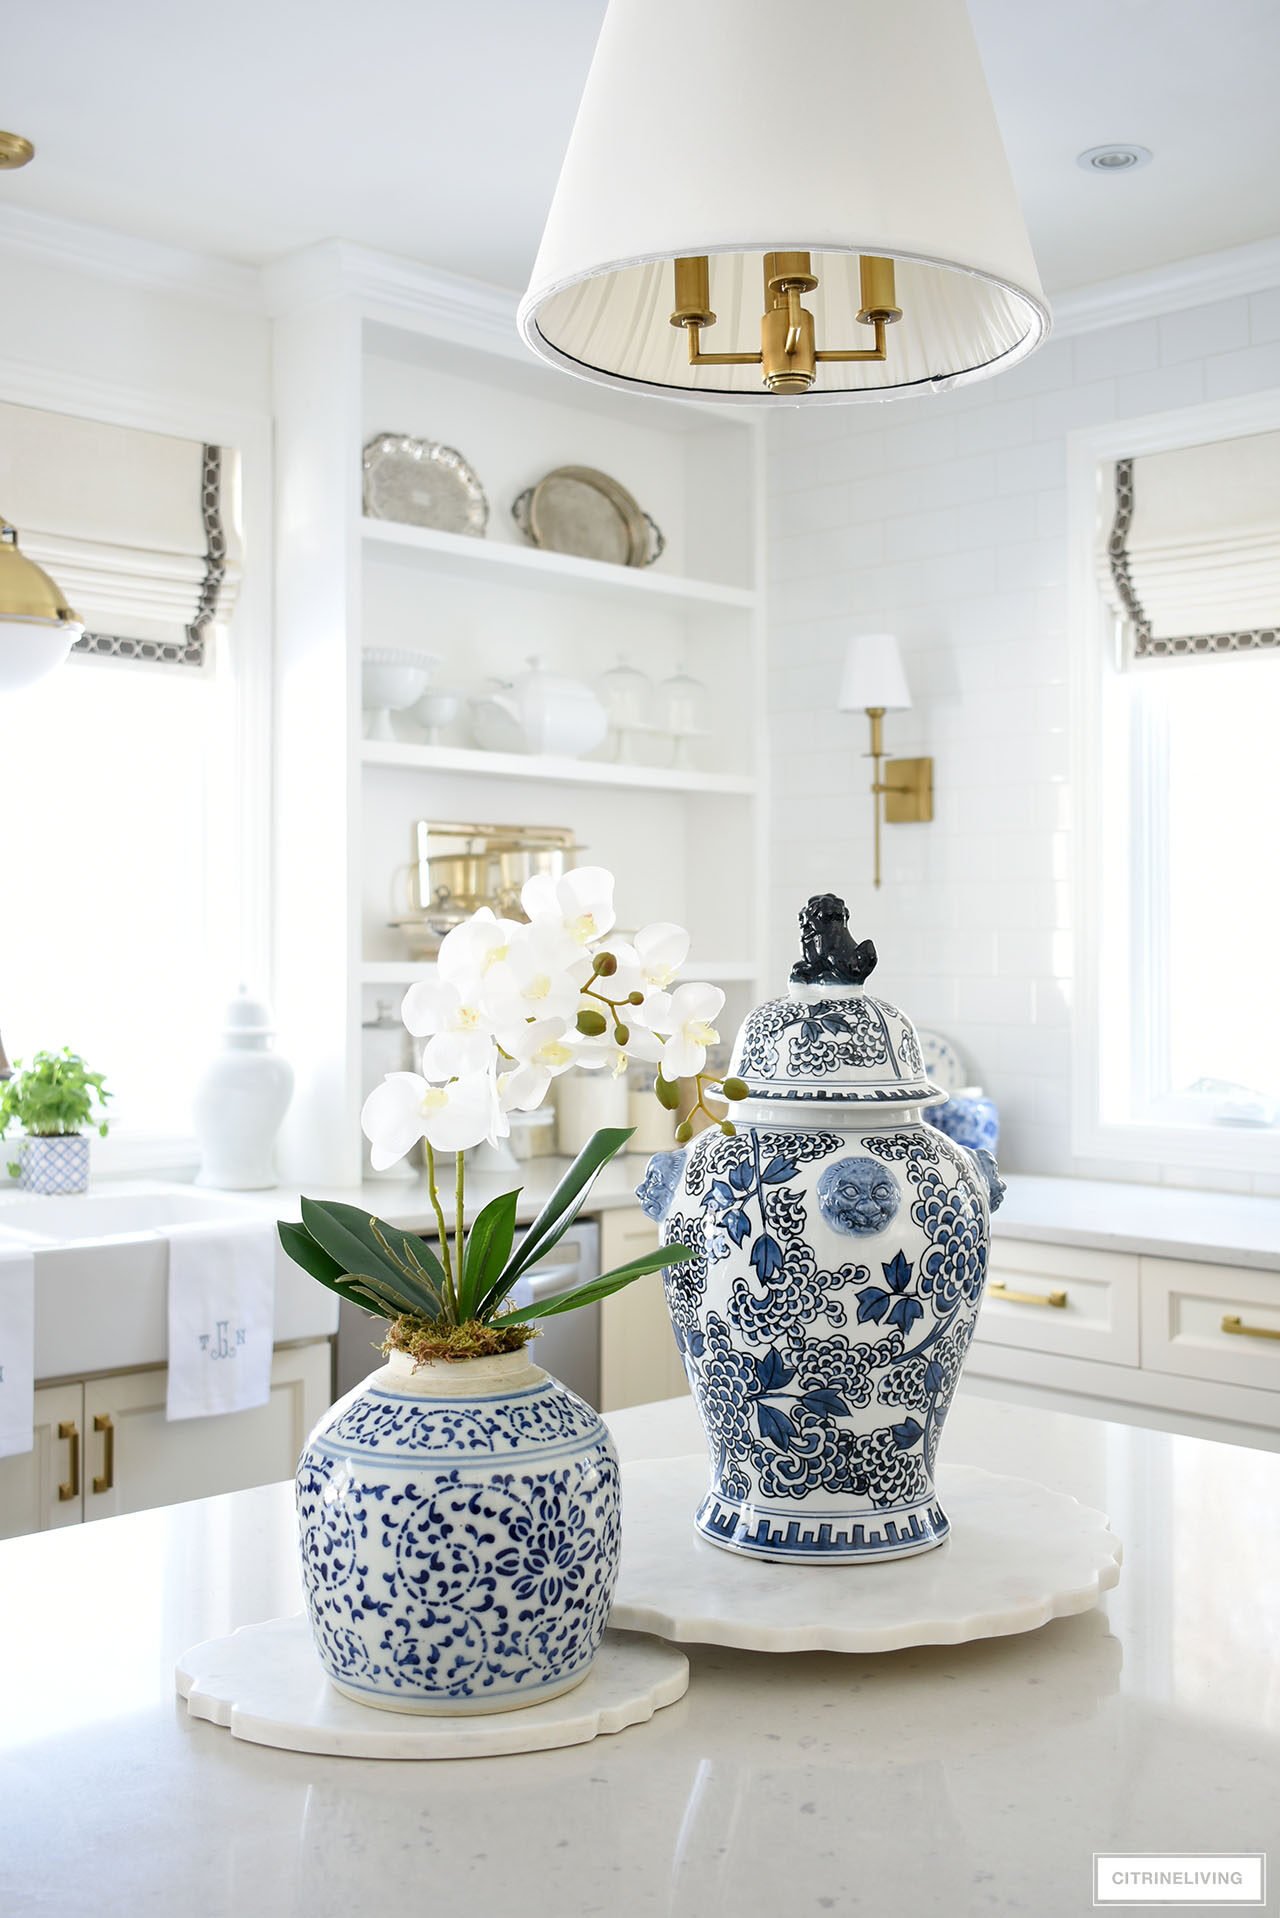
(670, 251, 900, 394)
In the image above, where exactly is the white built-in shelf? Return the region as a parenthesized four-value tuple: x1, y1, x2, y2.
(360, 516, 758, 611)
(360, 738, 757, 795)
(360, 957, 760, 987)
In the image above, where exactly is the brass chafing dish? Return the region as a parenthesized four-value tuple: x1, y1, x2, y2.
(390, 819, 584, 958)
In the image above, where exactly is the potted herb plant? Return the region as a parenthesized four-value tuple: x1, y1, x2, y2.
(280, 866, 745, 1715)
(1, 1047, 111, 1194)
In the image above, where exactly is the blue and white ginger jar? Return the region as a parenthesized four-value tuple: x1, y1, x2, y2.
(297, 1347, 621, 1713)
(640, 895, 1004, 1565)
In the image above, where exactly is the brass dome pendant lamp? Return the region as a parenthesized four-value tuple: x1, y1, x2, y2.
(519, 0, 1049, 406)
(0, 131, 84, 689)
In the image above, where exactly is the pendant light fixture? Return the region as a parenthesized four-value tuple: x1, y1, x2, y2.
(519, 0, 1048, 405)
(0, 130, 84, 690)
(0, 517, 83, 690)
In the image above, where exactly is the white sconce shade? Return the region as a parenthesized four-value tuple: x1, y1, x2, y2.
(838, 634, 912, 713)
(518, 0, 1049, 406)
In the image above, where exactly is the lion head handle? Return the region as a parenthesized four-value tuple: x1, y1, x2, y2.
(789, 894, 878, 987)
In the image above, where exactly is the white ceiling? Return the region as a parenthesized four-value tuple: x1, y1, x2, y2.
(6, 0, 1280, 296)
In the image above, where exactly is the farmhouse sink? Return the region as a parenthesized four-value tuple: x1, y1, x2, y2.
(0, 1187, 252, 1243)
(0, 1181, 337, 1379)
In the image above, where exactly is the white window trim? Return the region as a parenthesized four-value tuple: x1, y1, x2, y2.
(0, 355, 273, 1179)
(1068, 387, 1280, 1177)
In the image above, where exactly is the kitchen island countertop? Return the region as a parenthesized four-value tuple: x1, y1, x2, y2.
(0, 1390, 1276, 1917)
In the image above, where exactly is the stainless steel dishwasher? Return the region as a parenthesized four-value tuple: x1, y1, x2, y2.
(334, 1220, 603, 1405)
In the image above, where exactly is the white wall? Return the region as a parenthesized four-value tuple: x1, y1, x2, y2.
(765, 280, 1280, 1192)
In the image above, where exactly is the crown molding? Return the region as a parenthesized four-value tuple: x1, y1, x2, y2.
(0, 204, 263, 313)
(1051, 232, 1280, 337)
(262, 240, 522, 359)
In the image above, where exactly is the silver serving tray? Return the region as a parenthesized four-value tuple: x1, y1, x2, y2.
(512, 465, 665, 567)
(363, 433, 488, 537)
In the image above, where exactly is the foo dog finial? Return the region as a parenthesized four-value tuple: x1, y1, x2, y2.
(790, 894, 877, 987)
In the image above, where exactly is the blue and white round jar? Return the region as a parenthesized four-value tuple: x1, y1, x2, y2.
(641, 901, 1004, 1566)
(296, 1348, 621, 1714)
(929, 1090, 999, 1155)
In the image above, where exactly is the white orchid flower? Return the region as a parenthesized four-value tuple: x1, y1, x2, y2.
(571, 1021, 663, 1077)
(495, 1017, 578, 1111)
(521, 864, 616, 946)
(482, 922, 586, 1030)
(360, 1069, 499, 1168)
(401, 976, 494, 1079)
(657, 981, 726, 1080)
(436, 906, 520, 983)
(631, 921, 690, 990)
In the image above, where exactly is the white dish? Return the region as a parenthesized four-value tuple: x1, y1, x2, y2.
(918, 1028, 968, 1094)
(607, 1455, 1122, 1654)
(362, 647, 440, 740)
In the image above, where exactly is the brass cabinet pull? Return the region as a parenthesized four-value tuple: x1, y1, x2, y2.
(92, 1413, 115, 1493)
(1221, 1313, 1280, 1343)
(988, 1282, 1068, 1309)
(57, 1420, 80, 1502)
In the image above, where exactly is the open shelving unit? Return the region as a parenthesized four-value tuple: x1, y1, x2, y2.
(270, 246, 769, 1184)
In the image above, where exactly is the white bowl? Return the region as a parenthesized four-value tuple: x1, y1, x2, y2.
(362, 648, 440, 738)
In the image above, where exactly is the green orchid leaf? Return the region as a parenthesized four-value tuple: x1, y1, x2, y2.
(498, 1242, 694, 1325)
(478, 1127, 634, 1317)
(298, 1200, 443, 1319)
(458, 1188, 521, 1322)
(315, 1200, 450, 1296)
(277, 1222, 400, 1321)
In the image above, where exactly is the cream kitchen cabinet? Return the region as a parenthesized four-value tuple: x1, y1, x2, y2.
(599, 1209, 690, 1413)
(0, 1339, 332, 1540)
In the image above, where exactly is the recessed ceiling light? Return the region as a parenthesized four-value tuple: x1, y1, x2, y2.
(1076, 144, 1153, 174)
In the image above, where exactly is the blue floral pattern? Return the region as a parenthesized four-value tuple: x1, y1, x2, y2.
(659, 1114, 997, 1560)
(297, 1370, 620, 1709)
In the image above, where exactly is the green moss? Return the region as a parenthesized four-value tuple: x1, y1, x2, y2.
(382, 1315, 538, 1365)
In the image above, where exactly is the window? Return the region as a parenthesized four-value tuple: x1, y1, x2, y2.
(0, 405, 249, 1168)
(1074, 409, 1280, 1174)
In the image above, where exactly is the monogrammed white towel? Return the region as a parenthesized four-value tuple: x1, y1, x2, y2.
(0, 1243, 35, 1458)
(166, 1219, 276, 1420)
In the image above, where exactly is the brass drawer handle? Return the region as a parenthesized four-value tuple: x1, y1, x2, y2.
(57, 1420, 80, 1502)
(92, 1413, 115, 1493)
(1221, 1313, 1280, 1343)
(988, 1282, 1068, 1309)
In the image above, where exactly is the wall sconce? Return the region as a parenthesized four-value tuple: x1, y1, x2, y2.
(837, 633, 933, 888)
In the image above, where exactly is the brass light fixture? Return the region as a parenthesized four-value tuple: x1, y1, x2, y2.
(837, 634, 933, 889)
(0, 130, 35, 170)
(518, 0, 1050, 406)
(0, 516, 83, 690)
(670, 251, 902, 396)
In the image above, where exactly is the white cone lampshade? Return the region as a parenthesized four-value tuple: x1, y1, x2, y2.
(838, 634, 912, 712)
(519, 0, 1049, 406)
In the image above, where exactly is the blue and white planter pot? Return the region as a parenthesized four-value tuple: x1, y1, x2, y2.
(13, 1134, 90, 1194)
(929, 1093, 999, 1155)
(640, 899, 1004, 1566)
(296, 1348, 621, 1714)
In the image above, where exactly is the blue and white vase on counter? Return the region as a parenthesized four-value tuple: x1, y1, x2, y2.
(929, 1088, 999, 1155)
(639, 893, 1004, 1566)
(296, 1348, 621, 1713)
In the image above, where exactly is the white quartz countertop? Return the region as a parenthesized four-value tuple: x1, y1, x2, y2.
(1, 1390, 1277, 1918)
(994, 1172, 1280, 1270)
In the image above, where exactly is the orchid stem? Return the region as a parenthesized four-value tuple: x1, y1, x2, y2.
(424, 1140, 457, 1319)
(455, 1151, 466, 1313)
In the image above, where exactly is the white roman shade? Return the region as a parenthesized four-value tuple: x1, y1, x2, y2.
(0, 402, 242, 665)
(1103, 433, 1280, 660)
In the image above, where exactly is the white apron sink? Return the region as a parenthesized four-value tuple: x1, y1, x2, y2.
(0, 1181, 337, 1379)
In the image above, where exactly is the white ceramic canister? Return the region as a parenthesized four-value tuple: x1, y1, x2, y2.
(297, 1347, 621, 1713)
(638, 894, 1004, 1566)
(192, 988, 294, 1191)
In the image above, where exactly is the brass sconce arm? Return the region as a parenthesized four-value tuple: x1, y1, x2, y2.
(671, 252, 899, 394)
(863, 707, 933, 889)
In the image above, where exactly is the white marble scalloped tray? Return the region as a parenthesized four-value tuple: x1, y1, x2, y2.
(607, 1456, 1121, 1654)
(176, 1619, 688, 1759)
